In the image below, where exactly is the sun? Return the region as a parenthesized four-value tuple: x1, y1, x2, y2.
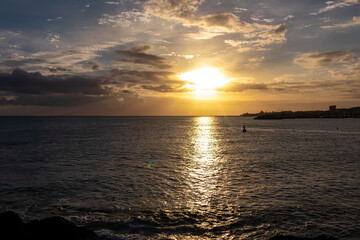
(179, 67, 228, 93)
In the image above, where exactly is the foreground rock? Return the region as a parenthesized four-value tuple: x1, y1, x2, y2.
(0, 211, 98, 240)
(1, 211, 339, 240)
(269, 235, 337, 240)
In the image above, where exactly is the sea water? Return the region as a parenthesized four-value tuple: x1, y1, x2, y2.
(0, 116, 359, 239)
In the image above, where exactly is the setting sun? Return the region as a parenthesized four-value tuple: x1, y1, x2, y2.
(179, 67, 228, 93)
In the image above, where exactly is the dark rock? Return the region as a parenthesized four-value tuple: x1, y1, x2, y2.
(0, 211, 24, 228)
(0, 211, 25, 239)
(269, 235, 337, 240)
(25, 216, 97, 240)
(0, 211, 98, 240)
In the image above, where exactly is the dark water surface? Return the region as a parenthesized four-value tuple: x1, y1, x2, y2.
(1, 117, 359, 239)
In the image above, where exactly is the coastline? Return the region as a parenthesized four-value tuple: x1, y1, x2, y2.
(241, 106, 360, 120)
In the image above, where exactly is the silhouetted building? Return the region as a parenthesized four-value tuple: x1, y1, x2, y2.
(329, 105, 336, 113)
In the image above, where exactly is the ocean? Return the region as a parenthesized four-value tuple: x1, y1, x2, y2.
(0, 116, 359, 239)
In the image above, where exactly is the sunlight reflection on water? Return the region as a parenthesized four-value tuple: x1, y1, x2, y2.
(185, 117, 222, 209)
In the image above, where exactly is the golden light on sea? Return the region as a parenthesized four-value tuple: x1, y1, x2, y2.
(184, 117, 221, 208)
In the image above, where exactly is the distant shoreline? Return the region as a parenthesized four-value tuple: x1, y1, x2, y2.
(242, 105, 360, 120)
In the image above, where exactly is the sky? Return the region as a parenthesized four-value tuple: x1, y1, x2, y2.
(0, 0, 359, 115)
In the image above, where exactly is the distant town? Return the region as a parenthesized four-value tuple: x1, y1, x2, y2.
(242, 105, 360, 119)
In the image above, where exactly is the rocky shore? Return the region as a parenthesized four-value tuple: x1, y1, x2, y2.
(0, 211, 97, 240)
(0, 211, 338, 240)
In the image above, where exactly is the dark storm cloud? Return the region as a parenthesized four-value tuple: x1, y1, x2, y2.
(108, 69, 190, 92)
(0, 69, 105, 95)
(0, 69, 147, 107)
(1, 58, 46, 68)
(115, 45, 173, 69)
(217, 82, 268, 92)
(109, 69, 176, 84)
(0, 94, 104, 107)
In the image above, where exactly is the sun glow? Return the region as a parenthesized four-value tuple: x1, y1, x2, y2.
(179, 67, 228, 93)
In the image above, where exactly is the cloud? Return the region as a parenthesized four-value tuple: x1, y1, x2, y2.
(224, 24, 287, 52)
(144, 0, 255, 34)
(143, 0, 204, 20)
(283, 15, 295, 21)
(251, 16, 274, 23)
(180, 55, 194, 59)
(269, 79, 360, 99)
(0, 40, 122, 74)
(1, 57, 47, 69)
(105, 1, 120, 5)
(310, 0, 359, 15)
(194, 13, 253, 32)
(217, 82, 267, 92)
(0, 69, 148, 107)
(330, 61, 360, 80)
(186, 31, 224, 39)
(108, 69, 190, 92)
(109, 69, 175, 84)
(0, 94, 104, 107)
(46, 66, 69, 73)
(143, 0, 287, 41)
(272, 24, 287, 34)
(144, 0, 255, 33)
(126, 45, 152, 52)
(142, 84, 190, 92)
(254, 72, 360, 99)
(115, 45, 173, 69)
(321, 16, 360, 29)
(87, 61, 101, 71)
(0, 69, 115, 106)
(271, 80, 336, 91)
(98, 9, 152, 27)
(46, 33, 60, 47)
(0, 69, 105, 95)
(294, 50, 353, 68)
(0, 89, 144, 108)
(46, 17, 63, 22)
(244, 56, 265, 69)
(0, 51, 82, 73)
(233, 7, 248, 13)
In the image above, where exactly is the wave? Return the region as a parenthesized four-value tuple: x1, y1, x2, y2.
(0, 209, 344, 240)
